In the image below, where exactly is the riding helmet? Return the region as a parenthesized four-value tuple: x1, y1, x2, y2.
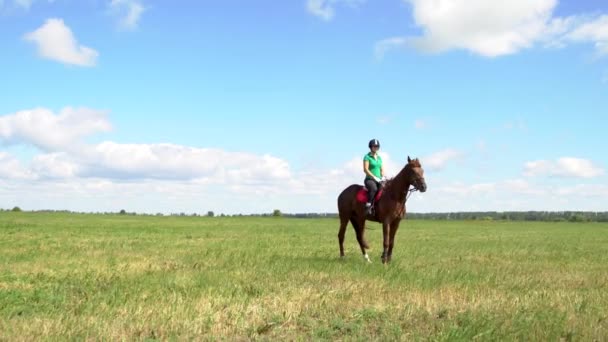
(368, 139, 380, 149)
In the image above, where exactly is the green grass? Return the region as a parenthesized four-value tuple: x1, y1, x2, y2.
(1, 212, 607, 341)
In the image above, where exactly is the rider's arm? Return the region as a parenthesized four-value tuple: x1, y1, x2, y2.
(363, 160, 374, 178)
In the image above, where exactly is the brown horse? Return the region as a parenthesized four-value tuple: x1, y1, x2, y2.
(337, 156, 427, 264)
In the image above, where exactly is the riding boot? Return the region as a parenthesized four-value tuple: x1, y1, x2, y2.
(365, 202, 373, 215)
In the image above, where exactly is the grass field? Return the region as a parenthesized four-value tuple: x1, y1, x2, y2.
(1, 212, 607, 341)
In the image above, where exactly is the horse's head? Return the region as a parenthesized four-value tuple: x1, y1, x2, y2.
(407, 156, 427, 193)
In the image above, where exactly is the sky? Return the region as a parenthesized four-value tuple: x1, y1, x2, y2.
(0, 0, 607, 214)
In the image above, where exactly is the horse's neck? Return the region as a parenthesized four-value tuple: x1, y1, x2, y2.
(387, 165, 411, 200)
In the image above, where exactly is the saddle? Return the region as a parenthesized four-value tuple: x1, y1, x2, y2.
(355, 186, 383, 204)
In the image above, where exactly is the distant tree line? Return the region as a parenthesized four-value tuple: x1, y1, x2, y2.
(255, 211, 608, 222)
(406, 211, 608, 222)
(277, 211, 608, 222)
(3, 207, 608, 222)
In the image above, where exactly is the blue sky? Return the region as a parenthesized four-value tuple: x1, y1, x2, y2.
(0, 0, 607, 214)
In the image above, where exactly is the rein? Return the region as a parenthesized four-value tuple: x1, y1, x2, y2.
(406, 187, 418, 202)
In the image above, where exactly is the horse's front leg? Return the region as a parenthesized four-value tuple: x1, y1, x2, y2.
(387, 218, 402, 263)
(381, 220, 390, 264)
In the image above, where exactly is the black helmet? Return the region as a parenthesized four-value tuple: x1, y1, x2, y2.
(368, 139, 380, 149)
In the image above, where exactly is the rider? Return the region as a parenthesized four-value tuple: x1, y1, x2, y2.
(363, 139, 385, 214)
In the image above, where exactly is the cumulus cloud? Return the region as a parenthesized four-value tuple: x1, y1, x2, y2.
(403, 0, 557, 57)
(524, 157, 605, 178)
(84, 142, 292, 182)
(0, 107, 111, 151)
(23, 18, 98, 66)
(306, 0, 364, 21)
(423, 148, 463, 171)
(109, 0, 145, 30)
(379, 1, 608, 58)
(2, 106, 606, 213)
(0, 128, 357, 213)
(30, 153, 80, 179)
(414, 178, 608, 212)
(0, 152, 35, 180)
(0, 107, 298, 187)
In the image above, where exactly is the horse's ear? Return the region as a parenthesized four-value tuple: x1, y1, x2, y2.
(407, 156, 411, 163)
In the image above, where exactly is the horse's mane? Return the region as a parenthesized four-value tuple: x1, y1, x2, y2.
(383, 158, 420, 193)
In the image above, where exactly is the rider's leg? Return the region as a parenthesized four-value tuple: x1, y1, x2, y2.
(364, 178, 377, 214)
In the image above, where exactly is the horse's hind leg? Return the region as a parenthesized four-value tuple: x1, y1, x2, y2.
(338, 214, 349, 258)
(350, 218, 371, 263)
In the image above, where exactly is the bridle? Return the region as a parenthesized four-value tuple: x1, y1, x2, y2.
(406, 176, 425, 202)
(406, 187, 418, 201)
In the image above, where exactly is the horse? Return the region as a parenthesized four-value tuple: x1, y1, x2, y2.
(337, 156, 427, 264)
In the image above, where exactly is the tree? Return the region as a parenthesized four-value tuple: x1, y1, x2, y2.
(11, 206, 22, 212)
(207, 211, 215, 217)
(119, 209, 127, 215)
(273, 209, 282, 217)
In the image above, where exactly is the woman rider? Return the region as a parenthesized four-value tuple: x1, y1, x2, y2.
(363, 139, 385, 214)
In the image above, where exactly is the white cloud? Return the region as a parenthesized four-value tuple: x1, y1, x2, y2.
(0, 146, 423, 214)
(85, 142, 293, 182)
(307, 0, 334, 21)
(502, 178, 546, 196)
(423, 148, 463, 171)
(0, 107, 297, 186)
(412, 178, 608, 212)
(374, 37, 408, 59)
(402, 0, 558, 57)
(2, 106, 606, 214)
(563, 15, 608, 57)
(31, 153, 80, 179)
(306, 0, 363, 21)
(0, 107, 111, 151)
(379, 1, 608, 59)
(110, 0, 145, 30)
(23, 18, 98, 67)
(554, 184, 608, 197)
(524, 157, 605, 178)
(0, 152, 35, 180)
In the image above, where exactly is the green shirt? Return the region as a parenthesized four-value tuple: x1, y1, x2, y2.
(363, 153, 383, 179)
